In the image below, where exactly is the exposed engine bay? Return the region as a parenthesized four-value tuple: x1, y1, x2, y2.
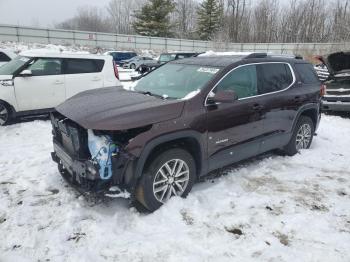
(50, 112, 150, 195)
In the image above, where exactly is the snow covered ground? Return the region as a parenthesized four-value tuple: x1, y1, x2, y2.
(0, 41, 350, 261)
(0, 114, 350, 262)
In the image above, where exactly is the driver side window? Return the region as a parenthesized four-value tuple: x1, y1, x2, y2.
(216, 65, 257, 99)
(26, 58, 62, 76)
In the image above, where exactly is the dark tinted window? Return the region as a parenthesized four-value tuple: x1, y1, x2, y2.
(216, 65, 258, 99)
(295, 63, 320, 84)
(64, 59, 104, 74)
(257, 63, 293, 94)
(112, 52, 137, 61)
(27, 58, 62, 76)
(0, 52, 11, 62)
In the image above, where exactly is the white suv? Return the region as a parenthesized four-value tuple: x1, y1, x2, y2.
(0, 51, 121, 125)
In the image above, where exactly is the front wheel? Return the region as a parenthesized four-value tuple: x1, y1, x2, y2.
(283, 116, 314, 156)
(135, 148, 196, 212)
(0, 102, 11, 126)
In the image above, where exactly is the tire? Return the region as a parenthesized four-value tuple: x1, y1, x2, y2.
(130, 63, 136, 70)
(135, 148, 196, 212)
(0, 102, 11, 126)
(283, 116, 314, 156)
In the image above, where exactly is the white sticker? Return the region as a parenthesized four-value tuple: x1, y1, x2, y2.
(197, 67, 219, 74)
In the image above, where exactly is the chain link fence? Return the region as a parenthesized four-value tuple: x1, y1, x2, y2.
(0, 24, 349, 55)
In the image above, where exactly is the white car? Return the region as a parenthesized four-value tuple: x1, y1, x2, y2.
(0, 51, 122, 125)
(0, 49, 16, 67)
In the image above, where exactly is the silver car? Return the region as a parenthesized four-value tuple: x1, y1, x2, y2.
(122, 56, 157, 69)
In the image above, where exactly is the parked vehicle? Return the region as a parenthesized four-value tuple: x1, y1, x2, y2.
(0, 52, 121, 125)
(50, 53, 322, 212)
(317, 51, 350, 112)
(104, 51, 137, 66)
(137, 52, 199, 74)
(0, 49, 16, 67)
(121, 56, 156, 69)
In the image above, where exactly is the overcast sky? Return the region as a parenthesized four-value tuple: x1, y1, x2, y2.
(0, 0, 111, 27)
(0, 0, 290, 28)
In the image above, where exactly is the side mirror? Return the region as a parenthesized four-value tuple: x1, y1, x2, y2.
(20, 69, 32, 77)
(209, 90, 238, 104)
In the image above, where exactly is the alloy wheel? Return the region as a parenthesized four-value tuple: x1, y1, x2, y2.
(153, 159, 190, 203)
(295, 123, 312, 150)
(0, 104, 9, 126)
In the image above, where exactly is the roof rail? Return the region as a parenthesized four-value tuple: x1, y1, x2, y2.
(244, 53, 303, 60)
(245, 53, 268, 59)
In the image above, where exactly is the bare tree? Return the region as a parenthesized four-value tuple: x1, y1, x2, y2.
(56, 6, 112, 32)
(107, 0, 145, 34)
(330, 0, 350, 41)
(55, 0, 350, 44)
(252, 0, 279, 42)
(224, 0, 249, 42)
(172, 0, 198, 38)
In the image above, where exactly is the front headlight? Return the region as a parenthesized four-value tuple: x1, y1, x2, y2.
(0, 80, 14, 86)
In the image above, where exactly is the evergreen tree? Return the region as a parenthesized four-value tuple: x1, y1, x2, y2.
(197, 0, 223, 40)
(133, 0, 175, 37)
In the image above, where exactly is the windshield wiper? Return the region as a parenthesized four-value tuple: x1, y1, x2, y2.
(136, 90, 167, 99)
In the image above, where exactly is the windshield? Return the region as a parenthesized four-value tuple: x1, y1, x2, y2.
(134, 63, 221, 99)
(0, 56, 30, 75)
(159, 54, 176, 63)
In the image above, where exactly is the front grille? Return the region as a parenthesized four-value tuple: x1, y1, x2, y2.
(51, 113, 90, 159)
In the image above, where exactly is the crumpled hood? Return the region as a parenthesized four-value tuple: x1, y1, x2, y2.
(56, 87, 185, 130)
(322, 51, 350, 76)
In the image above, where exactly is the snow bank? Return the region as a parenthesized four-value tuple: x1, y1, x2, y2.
(0, 115, 350, 261)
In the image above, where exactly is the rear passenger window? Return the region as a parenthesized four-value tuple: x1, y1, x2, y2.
(257, 63, 293, 94)
(216, 65, 258, 99)
(295, 63, 320, 84)
(65, 59, 104, 74)
(0, 52, 11, 62)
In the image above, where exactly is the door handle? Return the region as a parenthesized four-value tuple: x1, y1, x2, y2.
(252, 104, 263, 111)
(54, 80, 64, 85)
(92, 77, 101, 81)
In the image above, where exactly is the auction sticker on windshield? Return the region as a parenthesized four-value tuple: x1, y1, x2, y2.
(197, 67, 220, 74)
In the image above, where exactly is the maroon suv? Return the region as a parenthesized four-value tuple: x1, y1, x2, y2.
(50, 53, 322, 212)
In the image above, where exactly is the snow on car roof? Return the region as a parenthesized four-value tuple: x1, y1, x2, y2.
(20, 49, 110, 60)
(199, 50, 253, 57)
(0, 49, 17, 59)
(171, 55, 245, 67)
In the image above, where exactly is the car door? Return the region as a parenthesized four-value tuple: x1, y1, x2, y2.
(254, 63, 298, 152)
(206, 64, 265, 171)
(63, 58, 104, 99)
(14, 58, 65, 111)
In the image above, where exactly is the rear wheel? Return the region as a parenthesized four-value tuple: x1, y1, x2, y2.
(283, 116, 314, 156)
(0, 102, 11, 126)
(130, 63, 136, 69)
(135, 148, 196, 212)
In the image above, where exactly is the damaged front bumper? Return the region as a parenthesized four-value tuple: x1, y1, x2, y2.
(51, 140, 136, 197)
(50, 112, 139, 197)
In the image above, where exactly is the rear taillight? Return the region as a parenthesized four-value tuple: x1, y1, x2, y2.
(113, 61, 119, 79)
(320, 84, 326, 97)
